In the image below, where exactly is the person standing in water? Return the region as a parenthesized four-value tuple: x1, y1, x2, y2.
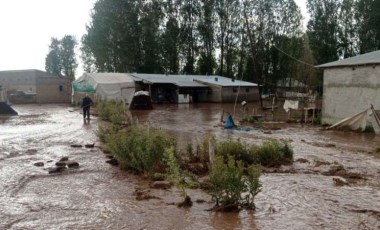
(81, 94, 93, 121)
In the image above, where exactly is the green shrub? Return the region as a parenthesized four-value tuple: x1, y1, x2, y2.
(216, 139, 252, 164)
(198, 134, 214, 163)
(209, 155, 245, 208)
(96, 125, 114, 143)
(208, 155, 262, 211)
(249, 139, 293, 167)
(97, 100, 126, 127)
(106, 124, 176, 175)
(164, 147, 199, 188)
(242, 164, 262, 209)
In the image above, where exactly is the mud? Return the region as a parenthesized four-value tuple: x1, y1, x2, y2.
(0, 104, 379, 229)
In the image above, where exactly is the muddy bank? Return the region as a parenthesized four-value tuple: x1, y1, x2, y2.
(0, 104, 379, 229)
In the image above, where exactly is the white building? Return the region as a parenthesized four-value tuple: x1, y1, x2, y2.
(317, 50, 380, 124)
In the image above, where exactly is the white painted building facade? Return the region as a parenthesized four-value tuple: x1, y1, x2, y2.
(318, 51, 380, 124)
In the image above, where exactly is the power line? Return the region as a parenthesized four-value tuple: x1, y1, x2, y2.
(273, 45, 316, 68)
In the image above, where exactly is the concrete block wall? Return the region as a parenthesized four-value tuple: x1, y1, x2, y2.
(322, 65, 380, 124)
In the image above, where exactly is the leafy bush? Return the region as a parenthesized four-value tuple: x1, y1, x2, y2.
(208, 156, 262, 211)
(242, 164, 262, 209)
(164, 147, 199, 188)
(216, 139, 252, 164)
(97, 100, 126, 127)
(249, 139, 293, 167)
(106, 124, 176, 175)
(209, 156, 245, 209)
(197, 134, 215, 164)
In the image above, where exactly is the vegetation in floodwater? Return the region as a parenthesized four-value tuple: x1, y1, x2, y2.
(96, 103, 295, 211)
(208, 155, 262, 211)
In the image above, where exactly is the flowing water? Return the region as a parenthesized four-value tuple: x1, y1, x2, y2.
(0, 104, 379, 229)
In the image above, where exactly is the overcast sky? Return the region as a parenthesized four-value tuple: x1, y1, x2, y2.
(0, 0, 308, 76)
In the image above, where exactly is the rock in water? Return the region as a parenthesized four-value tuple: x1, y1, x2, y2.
(47, 166, 66, 174)
(59, 156, 69, 162)
(85, 143, 95, 148)
(67, 161, 80, 168)
(55, 161, 67, 167)
(34, 162, 44, 167)
(106, 159, 119, 166)
(151, 181, 171, 189)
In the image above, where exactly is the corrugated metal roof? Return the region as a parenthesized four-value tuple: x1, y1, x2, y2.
(316, 50, 380, 68)
(131, 74, 208, 87)
(131, 73, 257, 87)
(194, 76, 257, 87)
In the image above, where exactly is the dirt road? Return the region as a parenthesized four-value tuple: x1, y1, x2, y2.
(1, 104, 379, 229)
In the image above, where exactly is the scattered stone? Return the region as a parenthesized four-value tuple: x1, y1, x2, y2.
(55, 161, 67, 167)
(105, 154, 114, 159)
(333, 177, 348, 186)
(46, 160, 53, 163)
(47, 166, 67, 174)
(151, 181, 171, 189)
(263, 131, 272, 134)
(59, 157, 69, 162)
(195, 199, 207, 204)
(301, 139, 306, 142)
(323, 164, 345, 176)
(70, 144, 83, 148)
(106, 158, 118, 166)
(177, 195, 193, 207)
(67, 161, 80, 168)
(33, 162, 44, 167)
(85, 143, 95, 148)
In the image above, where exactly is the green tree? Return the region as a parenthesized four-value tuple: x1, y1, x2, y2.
(45, 38, 62, 75)
(139, 0, 164, 73)
(197, 0, 216, 75)
(179, 0, 200, 74)
(60, 35, 78, 80)
(82, 0, 143, 72)
(307, 0, 341, 64)
(356, 0, 380, 53)
(162, 0, 181, 74)
(45, 35, 78, 80)
(338, 0, 358, 58)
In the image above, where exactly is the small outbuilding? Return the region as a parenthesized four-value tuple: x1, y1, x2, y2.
(0, 69, 71, 104)
(317, 50, 380, 125)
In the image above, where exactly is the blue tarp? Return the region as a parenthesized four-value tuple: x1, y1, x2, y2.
(225, 114, 235, 129)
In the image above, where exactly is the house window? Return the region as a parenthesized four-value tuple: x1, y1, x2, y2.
(59, 85, 64, 92)
(233, 87, 237, 93)
(246, 88, 250, 93)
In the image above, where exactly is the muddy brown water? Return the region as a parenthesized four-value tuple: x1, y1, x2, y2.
(1, 104, 379, 229)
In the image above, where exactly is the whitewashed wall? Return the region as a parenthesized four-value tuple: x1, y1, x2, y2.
(322, 65, 380, 124)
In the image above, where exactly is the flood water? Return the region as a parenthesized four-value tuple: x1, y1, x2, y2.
(1, 104, 379, 229)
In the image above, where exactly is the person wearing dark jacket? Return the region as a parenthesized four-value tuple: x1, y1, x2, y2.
(81, 94, 93, 120)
